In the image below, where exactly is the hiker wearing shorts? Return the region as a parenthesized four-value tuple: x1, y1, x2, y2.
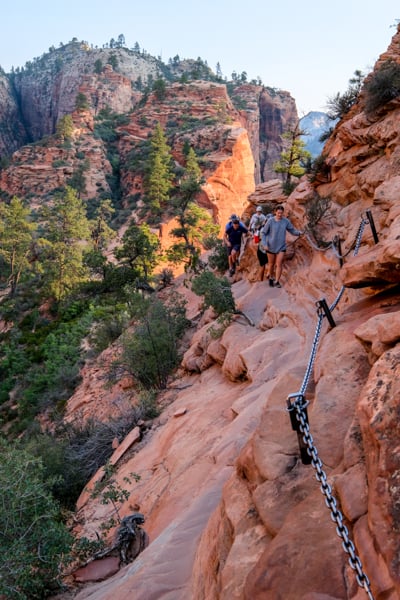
(261, 205, 302, 288)
(224, 218, 248, 276)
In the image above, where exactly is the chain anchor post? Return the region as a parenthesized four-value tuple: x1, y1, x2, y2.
(365, 210, 379, 244)
(287, 393, 312, 465)
(316, 298, 336, 328)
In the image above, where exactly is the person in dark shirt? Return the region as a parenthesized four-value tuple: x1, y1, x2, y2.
(224, 218, 248, 276)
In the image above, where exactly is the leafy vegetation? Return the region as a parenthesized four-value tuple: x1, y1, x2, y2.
(274, 122, 311, 194)
(325, 70, 365, 120)
(0, 440, 72, 599)
(364, 60, 400, 114)
(117, 292, 190, 389)
(191, 271, 235, 316)
(143, 122, 174, 215)
(166, 147, 219, 271)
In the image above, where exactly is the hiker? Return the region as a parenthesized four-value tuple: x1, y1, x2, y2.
(249, 206, 267, 244)
(225, 213, 246, 232)
(256, 241, 269, 281)
(224, 217, 249, 276)
(261, 205, 303, 288)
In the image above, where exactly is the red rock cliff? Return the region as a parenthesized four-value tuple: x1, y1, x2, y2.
(61, 25, 400, 600)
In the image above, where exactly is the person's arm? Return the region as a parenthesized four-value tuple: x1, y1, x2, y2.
(261, 220, 270, 248)
(286, 219, 302, 236)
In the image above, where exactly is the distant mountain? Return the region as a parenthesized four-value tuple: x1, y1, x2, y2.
(300, 111, 336, 157)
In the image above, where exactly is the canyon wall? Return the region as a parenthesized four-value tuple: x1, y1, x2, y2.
(59, 25, 400, 600)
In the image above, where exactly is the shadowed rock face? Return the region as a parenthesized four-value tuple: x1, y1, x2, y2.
(0, 72, 29, 155)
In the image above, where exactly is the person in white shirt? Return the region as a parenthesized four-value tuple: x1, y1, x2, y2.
(249, 206, 267, 240)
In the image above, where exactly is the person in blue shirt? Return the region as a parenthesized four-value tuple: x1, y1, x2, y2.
(224, 218, 249, 276)
(225, 213, 246, 232)
(261, 205, 303, 287)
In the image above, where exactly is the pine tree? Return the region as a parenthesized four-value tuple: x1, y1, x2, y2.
(167, 147, 218, 270)
(144, 122, 174, 214)
(114, 222, 160, 280)
(0, 197, 36, 295)
(40, 186, 91, 300)
(273, 122, 311, 194)
(84, 199, 116, 280)
(56, 114, 74, 141)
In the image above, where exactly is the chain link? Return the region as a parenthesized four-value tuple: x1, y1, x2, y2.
(293, 403, 375, 599)
(286, 216, 375, 598)
(303, 231, 334, 252)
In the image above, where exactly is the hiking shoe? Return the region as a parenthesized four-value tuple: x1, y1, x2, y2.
(275, 281, 282, 288)
(268, 278, 274, 287)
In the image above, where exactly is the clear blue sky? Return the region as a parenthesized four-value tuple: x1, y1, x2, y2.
(1, 0, 398, 115)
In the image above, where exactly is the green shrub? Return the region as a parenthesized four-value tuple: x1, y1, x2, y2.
(0, 440, 72, 599)
(326, 70, 364, 120)
(119, 294, 189, 389)
(308, 154, 331, 183)
(364, 60, 400, 114)
(89, 309, 130, 353)
(191, 271, 235, 316)
(203, 235, 229, 273)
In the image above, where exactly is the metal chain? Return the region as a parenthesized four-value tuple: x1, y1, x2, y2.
(328, 218, 367, 313)
(303, 231, 334, 252)
(286, 216, 375, 598)
(353, 218, 368, 257)
(304, 216, 368, 260)
(293, 402, 375, 600)
(299, 313, 324, 396)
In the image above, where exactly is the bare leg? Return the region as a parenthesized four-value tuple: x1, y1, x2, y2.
(274, 252, 285, 283)
(266, 253, 276, 280)
(231, 248, 238, 269)
(259, 264, 266, 281)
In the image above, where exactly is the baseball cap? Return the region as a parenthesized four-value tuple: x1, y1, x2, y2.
(256, 206, 262, 212)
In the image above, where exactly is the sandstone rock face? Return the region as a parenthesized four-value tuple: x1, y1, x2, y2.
(54, 25, 400, 600)
(229, 84, 299, 184)
(2, 42, 297, 189)
(0, 71, 28, 155)
(258, 87, 298, 182)
(0, 110, 111, 204)
(11, 42, 159, 140)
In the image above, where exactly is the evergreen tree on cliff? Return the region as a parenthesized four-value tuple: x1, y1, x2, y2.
(0, 197, 37, 296)
(144, 122, 174, 215)
(39, 186, 91, 300)
(274, 122, 311, 194)
(167, 147, 218, 270)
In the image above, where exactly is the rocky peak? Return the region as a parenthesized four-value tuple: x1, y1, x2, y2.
(9, 41, 161, 141)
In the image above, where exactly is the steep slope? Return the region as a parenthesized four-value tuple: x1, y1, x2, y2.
(0, 70, 29, 156)
(0, 40, 298, 186)
(61, 25, 400, 600)
(10, 41, 160, 141)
